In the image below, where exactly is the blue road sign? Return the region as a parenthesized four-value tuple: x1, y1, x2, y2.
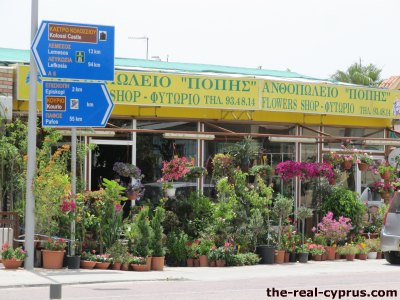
(42, 81, 114, 127)
(32, 20, 114, 81)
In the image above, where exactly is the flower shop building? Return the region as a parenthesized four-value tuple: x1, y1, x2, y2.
(1, 47, 400, 209)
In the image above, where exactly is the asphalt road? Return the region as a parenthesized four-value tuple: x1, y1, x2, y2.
(2, 261, 400, 300)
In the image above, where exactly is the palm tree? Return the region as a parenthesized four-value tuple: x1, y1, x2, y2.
(331, 59, 382, 87)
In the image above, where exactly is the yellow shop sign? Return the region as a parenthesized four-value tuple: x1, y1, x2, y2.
(17, 65, 259, 110)
(17, 65, 400, 118)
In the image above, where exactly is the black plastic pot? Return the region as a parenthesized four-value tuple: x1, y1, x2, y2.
(66, 255, 81, 269)
(298, 252, 309, 263)
(256, 245, 275, 264)
(289, 252, 297, 263)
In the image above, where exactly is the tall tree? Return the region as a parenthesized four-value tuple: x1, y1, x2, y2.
(331, 59, 382, 87)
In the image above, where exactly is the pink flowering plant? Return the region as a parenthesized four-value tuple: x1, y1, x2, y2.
(60, 193, 77, 221)
(161, 156, 194, 182)
(372, 181, 395, 193)
(1, 243, 28, 260)
(313, 212, 352, 246)
(307, 243, 326, 256)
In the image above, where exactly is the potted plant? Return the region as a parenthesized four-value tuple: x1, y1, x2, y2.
(95, 253, 112, 269)
(375, 160, 396, 181)
(160, 156, 193, 197)
(130, 256, 148, 271)
(185, 240, 200, 267)
(197, 239, 214, 267)
(1, 243, 27, 269)
(356, 242, 369, 260)
(322, 152, 342, 166)
(307, 244, 326, 261)
(272, 194, 293, 264)
(372, 181, 395, 203)
(365, 239, 380, 259)
(211, 153, 235, 180)
(150, 207, 166, 271)
(337, 243, 358, 261)
(113, 162, 143, 179)
(107, 241, 129, 270)
(207, 245, 218, 267)
(356, 152, 373, 171)
(296, 206, 313, 259)
(42, 237, 67, 269)
(132, 207, 153, 271)
(80, 250, 97, 269)
(126, 180, 145, 201)
(60, 193, 81, 269)
(314, 211, 352, 250)
(296, 244, 309, 263)
(185, 166, 208, 179)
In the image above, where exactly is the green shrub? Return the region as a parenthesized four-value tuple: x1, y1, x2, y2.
(233, 253, 261, 266)
(166, 230, 189, 265)
(320, 186, 366, 230)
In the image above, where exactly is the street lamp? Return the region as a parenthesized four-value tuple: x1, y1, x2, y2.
(128, 36, 149, 60)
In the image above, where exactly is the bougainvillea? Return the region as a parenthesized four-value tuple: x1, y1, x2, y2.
(312, 211, 352, 246)
(275, 161, 335, 183)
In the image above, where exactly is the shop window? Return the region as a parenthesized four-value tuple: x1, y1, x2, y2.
(323, 127, 385, 152)
(136, 121, 197, 203)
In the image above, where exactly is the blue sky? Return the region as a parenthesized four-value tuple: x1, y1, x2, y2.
(1, 0, 399, 80)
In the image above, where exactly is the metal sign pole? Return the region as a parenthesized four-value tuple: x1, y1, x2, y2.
(24, 0, 38, 270)
(71, 128, 77, 256)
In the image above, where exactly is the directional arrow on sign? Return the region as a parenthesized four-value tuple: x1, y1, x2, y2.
(42, 81, 114, 127)
(32, 20, 114, 81)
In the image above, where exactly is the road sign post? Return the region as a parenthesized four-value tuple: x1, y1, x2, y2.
(42, 81, 114, 127)
(32, 20, 115, 81)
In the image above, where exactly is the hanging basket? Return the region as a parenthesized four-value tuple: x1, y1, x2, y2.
(341, 161, 353, 170)
(357, 163, 370, 171)
(380, 171, 391, 181)
(380, 192, 391, 203)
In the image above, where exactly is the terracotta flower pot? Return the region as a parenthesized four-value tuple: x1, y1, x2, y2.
(216, 259, 225, 267)
(121, 262, 130, 271)
(112, 262, 121, 270)
(193, 258, 200, 267)
(95, 262, 111, 269)
(132, 264, 148, 271)
(80, 260, 96, 269)
(380, 192, 391, 203)
(145, 256, 152, 271)
(42, 250, 65, 269)
(274, 250, 285, 264)
(342, 161, 353, 170)
(209, 260, 216, 267)
(358, 163, 369, 171)
(151, 256, 165, 271)
(325, 246, 336, 260)
(381, 171, 391, 181)
(2, 259, 23, 269)
(358, 253, 367, 260)
(186, 258, 194, 267)
(346, 254, 355, 261)
(199, 255, 209, 267)
(312, 254, 322, 261)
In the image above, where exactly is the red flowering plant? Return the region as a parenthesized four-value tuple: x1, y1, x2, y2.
(60, 193, 77, 221)
(161, 156, 194, 184)
(43, 237, 67, 251)
(1, 243, 28, 260)
(372, 181, 395, 193)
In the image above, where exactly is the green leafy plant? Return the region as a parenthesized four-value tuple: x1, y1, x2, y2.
(80, 250, 97, 261)
(296, 206, 313, 247)
(272, 194, 293, 250)
(150, 206, 166, 257)
(320, 186, 366, 231)
(107, 241, 129, 264)
(166, 230, 188, 265)
(129, 256, 146, 265)
(132, 207, 152, 257)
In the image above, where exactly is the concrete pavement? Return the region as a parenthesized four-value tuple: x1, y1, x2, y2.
(0, 259, 397, 289)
